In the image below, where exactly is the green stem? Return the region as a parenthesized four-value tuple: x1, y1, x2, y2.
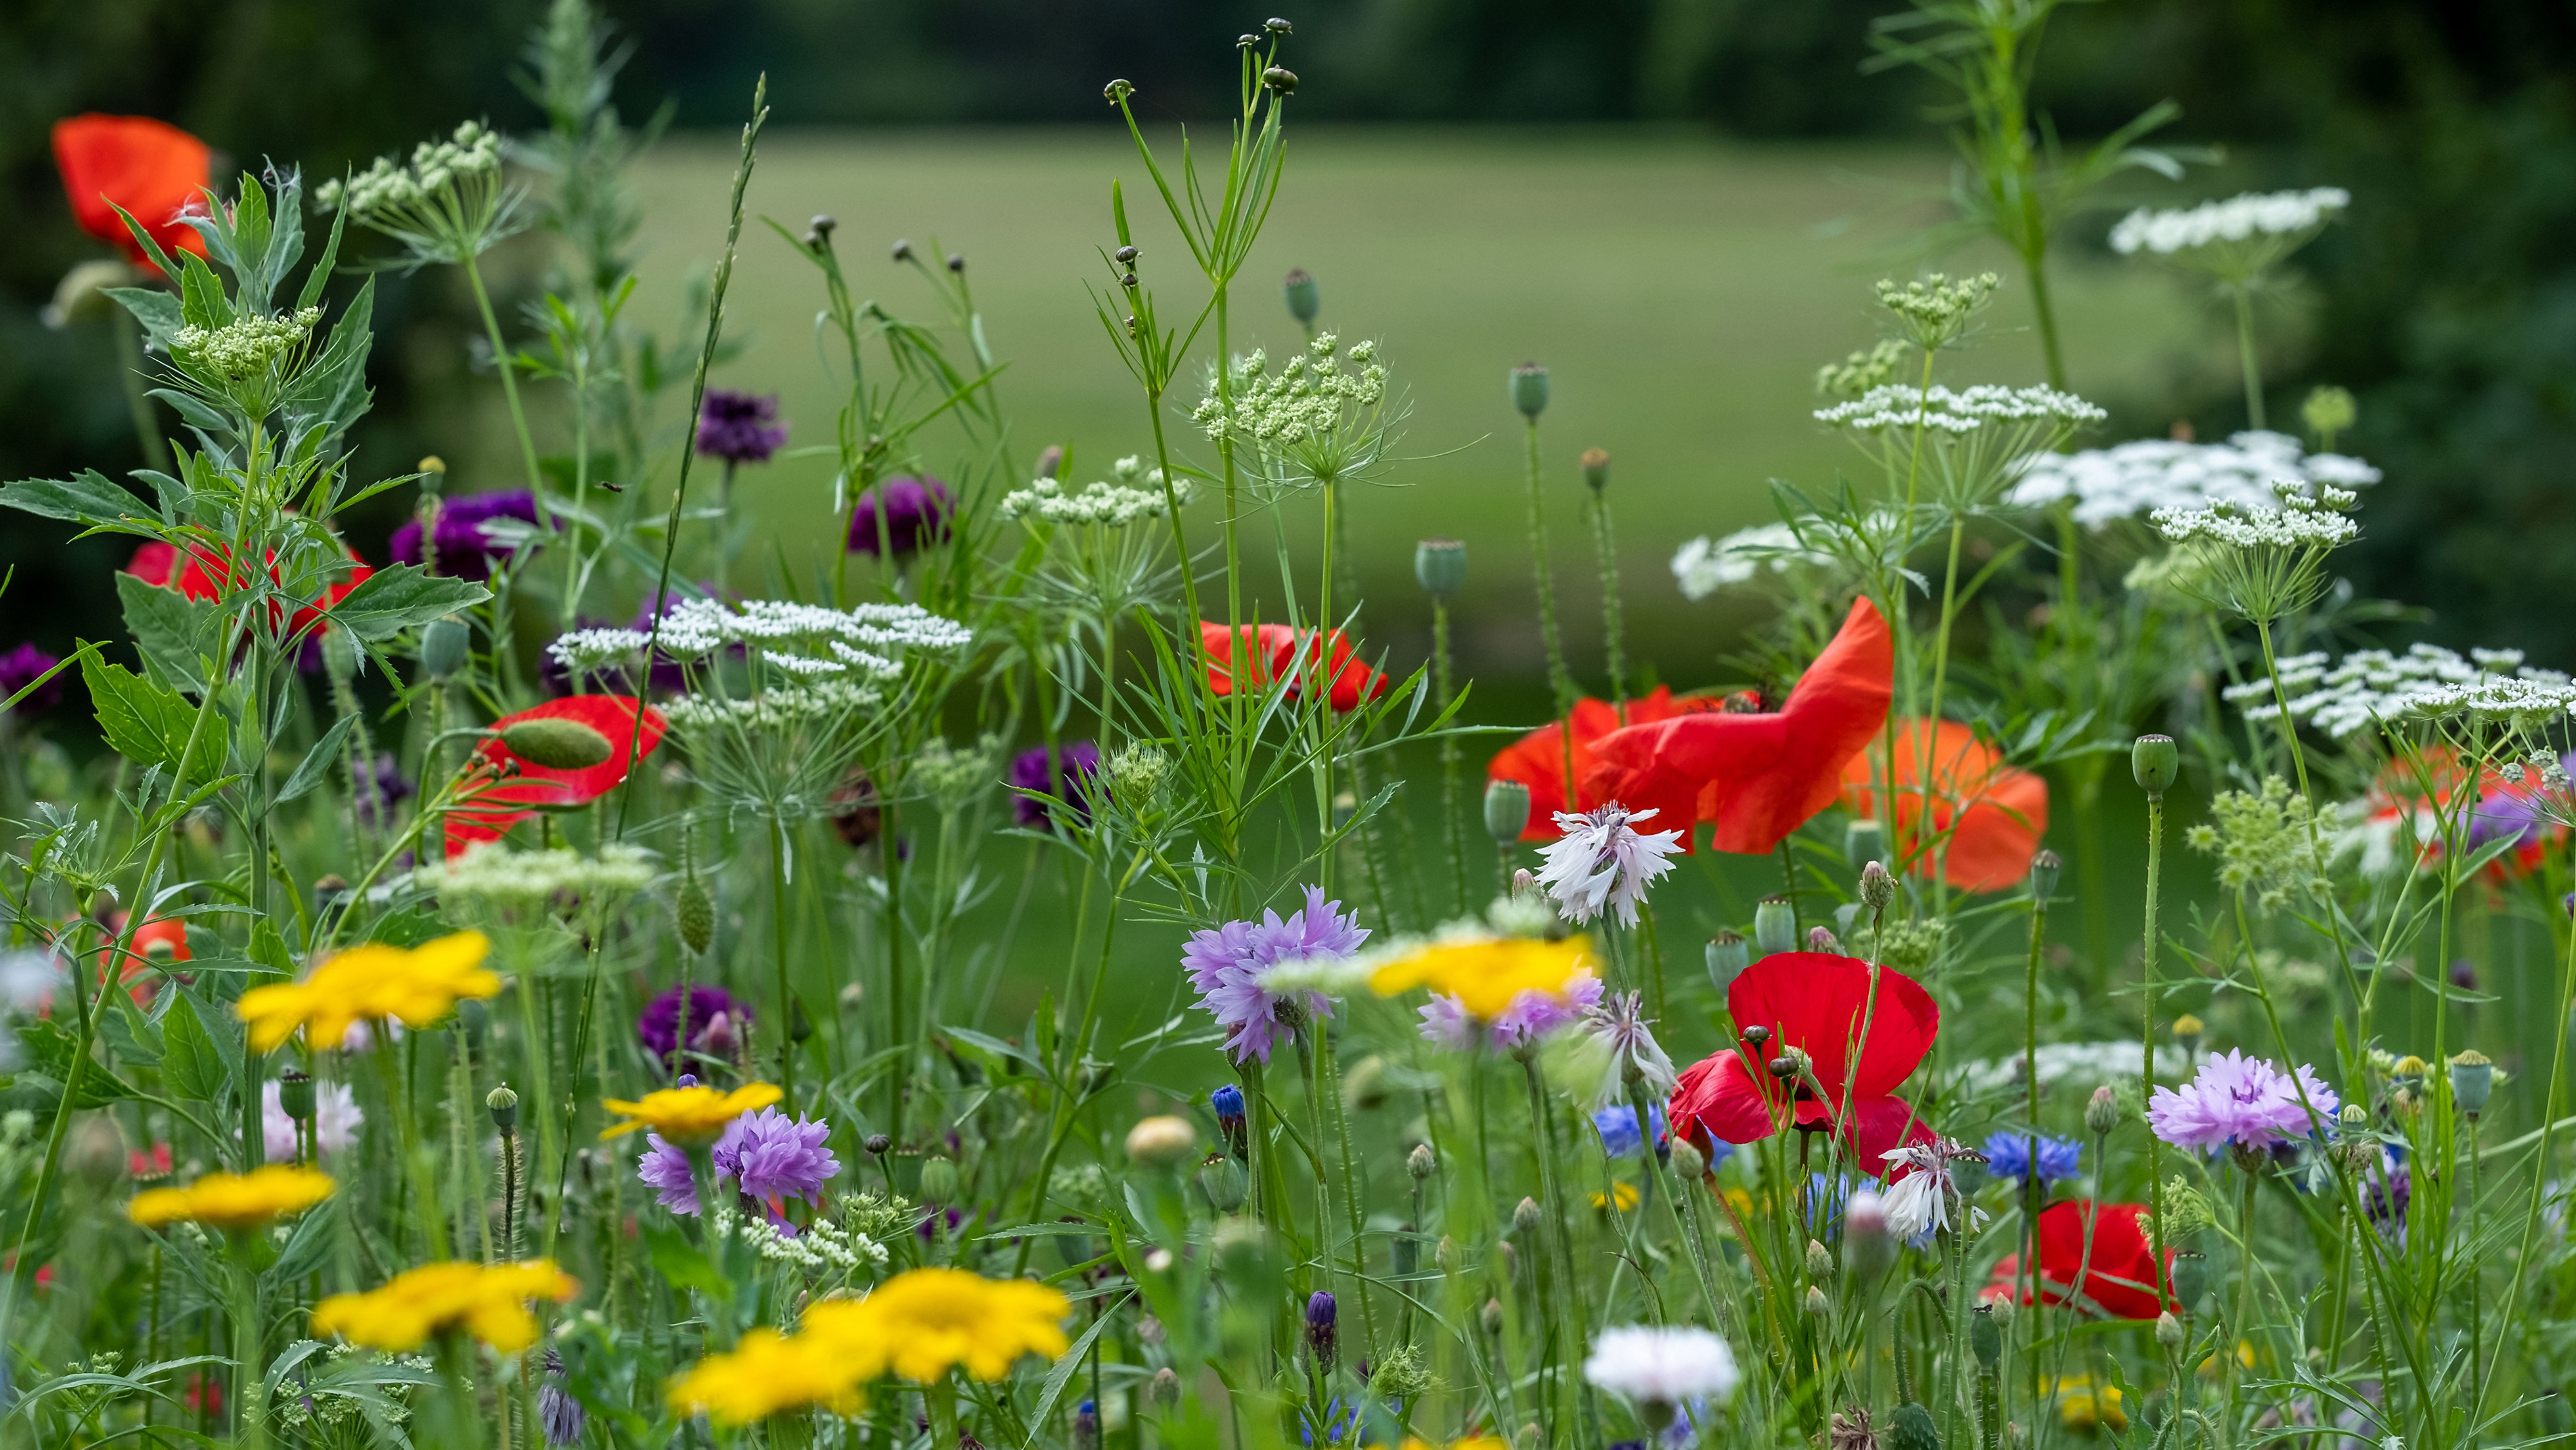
(1589, 490, 1627, 715)
(114, 305, 171, 473)
(1433, 598, 1468, 915)
(772, 816, 799, 1105)
(2231, 283, 2266, 430)
(462, 256, 551, 506)
(1524, 419, 1577, 791)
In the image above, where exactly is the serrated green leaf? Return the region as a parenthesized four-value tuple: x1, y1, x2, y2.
(325, 562, 489, 641)
(160, 992, 227, 1103)
(0, 470, 149, 526)
(84, 654, 227, 783)
(106, 286, 185, 348)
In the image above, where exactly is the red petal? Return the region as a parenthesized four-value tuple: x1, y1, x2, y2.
(1667, 1049, 1779, 1152)
(1727, 950, 1937, 1103)
(52, 115, 211, 266)
(458, 696, 669, 823)
(1487, 693, 1673, 841)
(125, 541, 180, 589)
(2032, 1201, 2170, 1320)
(1842, 720, 2049, 892)
(1796, 1094, 1937, 1178)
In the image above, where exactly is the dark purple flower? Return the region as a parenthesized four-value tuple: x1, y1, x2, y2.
(696, 390, 788, 466)
(539, 1350, 585, 1447)
(1305, 1290, 1338, 1369)
(0, 643, 65, 714)
(390, 490, 542, 583)
(352, 752, 415, 829)
(2363, 1145, 2410, 1234)
(2449, 959, 2477, 991)
(1009, 741, 1101, 829)
(638, 984, 752, 1065)
(846, 475, 954, 558)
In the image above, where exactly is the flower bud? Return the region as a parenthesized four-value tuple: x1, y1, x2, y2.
(1283, 268, 1320, 325)
(1407, 1143, 1437, 1180)
(1211, 1082, 1249, 1159)
(2170, 1251, 2208, 1309)
(946, 253, 967, 274)
(2156, 1310, 2186, 1349)
(1262, 66, 1298, 96)
(1415, 538, 1467, 600)
(2132, 734, 2180, 797)
(1436, 1234, 1459, 1273)
(864, 1132, 891, 1156)
(2029, 848, 2061, 900)
(1807, 925, 1841, 953)
(1843, 1188, 1896, 1279)
(1859, 861, 1896, 914)
(1971, 1304, 2003, 1370)
(277, 1069, 316, 1124)
(498, 716, 616, 770)
(2338, 1103, 2367, 1130)
(1705, 932, 1749, 994)
(2301, 385, 2356, 444)
(1513, 1196, 1542, 1235)
(1197, 1154, 1247, 1212)
(2450, 1049, 2496, 1116)
(1124, 1115, 1197, 1169)
(1806, 1239, 1833, 1281)
(1579, 448, 1610, 493)
(487, 1085, 520, 1132)
(1482, 779, 1531, 844)
(1889, 1403, 1939, 1450)
(1669, 1138, 1707, 1182)
(2172, 1013, 2204, 1049)
(419, 615, 471, 680)
(1482, 1298, 1504, 1336)
(676, 873, 715, 956)
(2085, 1084, 2122, 1137)
(1509, 362, 1549, 420)
(1804, 1284, 1831, 1317)
(919, 1154, 960, 1203)
(1753, 895, 1797, 955)
(1151, 1366, 1180, 1407)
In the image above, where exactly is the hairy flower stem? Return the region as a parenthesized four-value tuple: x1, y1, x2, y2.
(1520, 1054, 1594, 1435)
(2022, 885, 2048, 1410)
(1432, 596, 1469, 913)
(1523, 420, 1577, 787)
(770, 816, 799, 1105)
(2139, 784, 2168, 1357)
(2231, 283, 2266, 430)
(1588, 490, 1627, 716)
(462, 256, 553, 529)
(2476, 886, 2576, 1429)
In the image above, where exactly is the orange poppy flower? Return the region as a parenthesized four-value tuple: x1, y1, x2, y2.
(1580, 597, 1894, 855)
(1486, 687, 1727, 842)
(444, 696, 668, 857)
(2355, 747, 2564, 881)
(52, 115, 211, 267)
(1841, 720, 2048, 892)
(1198, 621, 1387, 712)
(126, 539, 374, 644)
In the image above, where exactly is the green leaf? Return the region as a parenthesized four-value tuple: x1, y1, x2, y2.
(18, 1020, 133, 1108)
(325, 563, 490, 641)
(117, 571, 220, 694)
(84, 653, 227, 783)
(1021, 1288, 1135, 1447)
(98, 995, 164, 1068)
(0, 470, 149, 526)
(250, 919, 298, 979)
(106, 286, 185, 348)
(275, 715, 357, 806)
(159, 992, 228, 1103)
(263, 1198, 341, 1288)
(178, 986, 246, 1107)
(366, 910, 450, 949)
(641, 1221, 732, 1301)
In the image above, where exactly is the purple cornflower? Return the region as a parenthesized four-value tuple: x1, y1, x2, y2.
(845, 475, 954, 558)
(1305, 1291, 1338, 1370)
(390, 490, 542, 582)
(1009, 741, 1101, 828)
(2468, 790, 2551, 850)
(539, 1348, 585, 1447)
(2363, 1145, 2410, 1234)
(695, 389, 788, 466)
(1416, 969, 1604, 1054)
(352, 752, 415, 830)
(638, 984, 752, 1065)
(1212, 1082, 1248, 1158)
(0, 643, 64, 713)
(1979, 1130, 2083, 1188)
(1181, 886, 1368, 1065)
(2146, 1049, 2340, 1155)
(636, 1106, 838, 1219)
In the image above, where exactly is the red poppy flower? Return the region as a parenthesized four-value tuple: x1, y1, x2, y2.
(1980, 1201, 2171, 1320)
(1667, 949, 1938, 1176)
(2356, 747, 2563, 881)
(1198, 621, 1387, 712)
(1841, 720, 2048, 892)
(126, 538, 374, 644)
(52, 115, 211, 267)
(1486, 687, 1729, 841)
(1583, 597, 1893, 855)
(444, 695, 668, 857)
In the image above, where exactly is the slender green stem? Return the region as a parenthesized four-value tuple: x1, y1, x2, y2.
(1432, 598, 1468, 914)
(1589, 489, 1627, 716)
(462, 256, 550, 507)
(1524, 419, 1577, 788)
(771, 816, 799, 1105)
(2231, 283, 2266, 430)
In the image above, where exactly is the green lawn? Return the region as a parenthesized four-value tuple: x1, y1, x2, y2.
(599, 126, 2217, 687)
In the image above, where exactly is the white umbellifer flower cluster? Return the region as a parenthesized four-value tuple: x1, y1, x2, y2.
(2009, 430, 2382, 528)
(173, 307, 323, 382)
(548, 627, 657, 674)
(1193, 333, 1387, 450)
(546, 598, 972, 680)
(660, 680, 887, 730)
(707, 1205, 888, 1274)
(419, 843, 658, 908)
(1582, 1324, 1742, 1408)
(1814, 383, 2106, 435)
(317, 120, 504, 217)
(1001, 457, 1195, 526)
(1955, 1041, 2191, 1098)
(1671, 523, 1837, 600)
(2109, 188, 2350, 256)
(2228, 642, 2576, 737)
(2150, 483, 2361, 548)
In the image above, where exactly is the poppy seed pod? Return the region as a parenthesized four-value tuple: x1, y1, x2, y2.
(419, 615, 470, 679)
(2132, 734, 2180, 796)
(487, 1085, 520, 1132)
(1509, 362, 1550, 419)
(1415, 538, 1466, 600)
(1705, 931, 1749, 994)
(2030, 848, 2061, 900)
(1482, 779, 1531, 843)
(2170, 1251, 2208, 1309)
(918, 1155, 960, 1203)
(277, 1069, 316, 1125)
(1971, 1304, 2002, 1369)
(497, 717, 616, 771)
(1844, 817, 1885, 870)
(2450, 1050, 2496, 1116)
(1580, 447, 1610, 493)
(1754, 895, 1797, 955)
(1283, 267, 1320, 325)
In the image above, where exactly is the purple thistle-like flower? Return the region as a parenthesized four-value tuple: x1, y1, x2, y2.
(696, 389, 788, 466)
(1416, 969, 1604, 1054)
(636, 1107, 838, 1220)
(638, 984, 752, 1064)
(1182, 886, 1368, 1065)
(846, 475, 955, 558)
(1009, 741, 1102, 828)
(2363, 1145, 2410, 1234)
(1979, 1129, 2083, 1188)
(0, 643, 64, 713)
(390, 490, 542, 583)
(2146, 1049, 2340, 1155)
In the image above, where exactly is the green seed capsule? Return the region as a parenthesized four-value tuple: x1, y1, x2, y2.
(1415, 539, 1466, 600)
(498, 717, 616, 770)
(1482, 779, 1531, 844)
(2132, 734, 2180, 796)
(1510, 362, 1549, 420)
(419, 615, 470, 679)
(1282, 268, 1320, 325)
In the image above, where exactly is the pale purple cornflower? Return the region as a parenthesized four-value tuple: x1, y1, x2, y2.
(261, 1078, 363, 1160)
(636, 1107, 840, 1220)
(1181, 886, 1368, 1065)
(1416, 969, 1604, 1053)
(1535, 804, 1683, 928)
(2146, 1049, 2340, 1154)
(1580, 989, 1679, 1106)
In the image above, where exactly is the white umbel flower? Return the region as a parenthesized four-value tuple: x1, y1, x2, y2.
(1671, 522, 1832, 600)
(2009, 430, 2380, 529)
(2227, 640, 2576, 737)
(2110, 189, 2350, 256)
(1584, 1324, 1741, 1409)
(1536, 805, 1685, 928)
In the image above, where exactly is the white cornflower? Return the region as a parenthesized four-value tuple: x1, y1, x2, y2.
(1671, 522, 1834, 600)
(1536, 805, 1684, 928)
(1583, 1325, 1742, 1410)
(2110, 189, 2350, 257)
(2009, 430, 2381, 528)
(1580, 990, 1679, 1105)
(1879, 1138, 1989, 1246)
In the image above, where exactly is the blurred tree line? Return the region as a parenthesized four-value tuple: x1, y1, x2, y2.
(3, 0, 2573, 655)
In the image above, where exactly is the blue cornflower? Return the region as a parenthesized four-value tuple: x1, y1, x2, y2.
(1980, 1129, 2083, 1188)
(1591, 1103, 1667, 1159)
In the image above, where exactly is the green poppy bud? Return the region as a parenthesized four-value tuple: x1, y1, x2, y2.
(487, 1085, 520, 1132)
(1415, 538, 1467, 600)
(1580, 448, 1610, 493)
(419, 615, 470, 680)
(1971, 1304, 2002, 1370)
(1754, 895, 1797, 955)
(1282, 268, 1320, 325)
(1482, 779, 1531, 844)
(2029, 848, 2061, 900)
(1886, 1402, 1940, 1450)
(1510, 361, 1549, 420)
(497, 716, 616, 770)
(2132, 734, 2180, 797)
(1844, 817, 1884, 870)
(1705, 931, 1749, 994)
(1669, 1138, 1707, 1182)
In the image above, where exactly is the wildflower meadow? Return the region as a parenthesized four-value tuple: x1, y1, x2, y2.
(8, 5, 2576, 1449)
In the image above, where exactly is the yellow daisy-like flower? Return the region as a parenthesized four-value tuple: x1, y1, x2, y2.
(127, 1165, 336, 1231)
(2050, 1376, 2127, 1433)
(802, 1268, 1071, 1383)
(599, 1082, 784, 1149)
(1367, 936, 1592, 1020)
(1589, 1182, 1640, 1213)
(667, 1328, 865, 1426)
(310, 1261, 577, 1355)
(236, 930, 500, 1053)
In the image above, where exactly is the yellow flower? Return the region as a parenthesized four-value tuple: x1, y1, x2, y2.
(802, 1268, 1071, 1383)
(1589, 1182, 1640, 1212)
(236, 930, 499, 1053)
(311, 1261, 577, 1354)
(667, 1328, 864, 1425)
(2050, 1376, 2127, 1433)
(599, 1082, 784, 1148)
(1367, 936, 1592, 1020)
(128, 1165, 335, 1231)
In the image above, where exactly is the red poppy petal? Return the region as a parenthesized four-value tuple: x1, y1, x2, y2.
(126, 541, 180, 589)
(1667, 1049, 1778, 1150)
(2034, 1201, 2169, 1319)
(53, 115, 211, 266)
(1489, 694, 1651, 841)
(468, 695, 668, 808)
(1815, 1094, 1936, 1178)
(445, 808, 533, 859)
(1727, 951, 1938, 1103)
